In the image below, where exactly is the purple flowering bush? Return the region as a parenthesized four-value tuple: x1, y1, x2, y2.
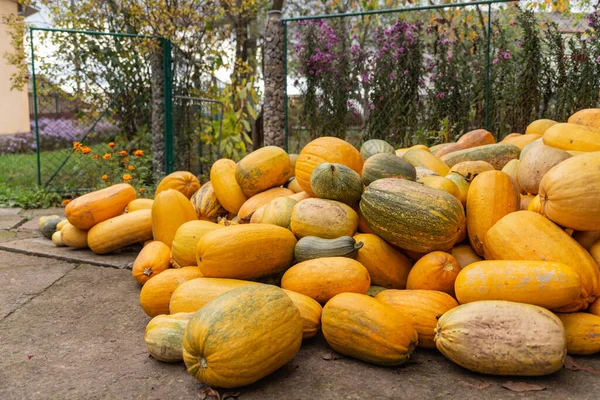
(291, 5, 600, 145)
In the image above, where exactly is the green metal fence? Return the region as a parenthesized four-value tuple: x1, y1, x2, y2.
(28, 28, 225, 193)
(282, 0, 600, 152)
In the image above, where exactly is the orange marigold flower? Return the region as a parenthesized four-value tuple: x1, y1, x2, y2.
(103, 153, 112, 160)
(61, 199, 71, 206)
(138, 187, 146, 193)
(101, 174, 108, 181)
(108, 142, 116, 148)
(133, 150, 144, 157)
(105, 181, 112, 185)
(122, 174, 133, 182)
(127, 165, 135, 171)
(119, 150, 128, 156)
(92, 155, 100, 160)
(81, 146, 92, 155)
(73, 142, 82, 149)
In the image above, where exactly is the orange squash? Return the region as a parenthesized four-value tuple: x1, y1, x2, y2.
(484, 211, 600, 312)
(543, 123, 600, 152)
(66, 183, 136, 229)
(403, 149, 449, 176)
(450, 244, 482, 269)
(375, 289, 458, 348)
(406, 251, 461, 296)
(455, 260, 582, 310)
(538, 152, 600, 231)
(152, 189, 197, 247)
(528, 194, 542, 213)
(210, 159, 248, 214)
(588, 297, 600, 316)
(444, 172, 470, 207)
(353, 233, 412, 289)
(259, 197, 297, 229)
(321, 293, 418, 366)
(590, 239, 600, 267)
(155, 171, 201, 199)
(87, 209, 153, 254)
(132, 241, 171, 285)
(557, 313, 600, 355)
(249, 205, 266, 223)
(171, 221, 224, 268)
(127, 198, 153, 212)
(290, 198, 358, 239)
(197, 224, 297, 280)
(295, 137, 363, 196)
(356, 208, 375, 234)
(183, 285, 303, 388)
(237, 187, 294, 221)
(190, 182, 228, 222)
(517, 141, 571, 195)
(287, 191, 311, 202)
(435, 129, 495, 158)
(235, 146, 292, 197)
(520, 194, 535, 210)
(568, 108, 600, 129)
(466, 171, 520, 256)
(281, 257, 370, 303)
(139, 267, 202, 317)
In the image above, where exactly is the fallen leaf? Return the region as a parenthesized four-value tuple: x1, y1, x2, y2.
(198, 393, 207, 400)
(457, 379, 491, 389)
(564, 355, 600, 376)
(222, 391, 240, 399)
(202, 387, 221, 400)
(501, 381, 546, 392)
(322, 353, 343, 361)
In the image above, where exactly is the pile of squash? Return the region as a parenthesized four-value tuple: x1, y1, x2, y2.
(41, 108, 600, 388)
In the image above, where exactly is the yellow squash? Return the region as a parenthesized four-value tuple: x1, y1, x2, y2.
(538, 152, 600, 231)
(526, 119, 558, 134)
(322, 293, 418, 366)
(235, 146, 292, 197)
(281, 257, 370, 303)
(403, 149, 449, 176)
(170, 220, 223, 268)
(210, 158, 248, 214)
(155, 171, 201, 199)
(282, 289, 323, 339)
(151, 189, 197, 247)
(60, 222, 88, 248)
(169, 277, 258, 314)
(435, 301, 567, 376)
(543, 123, 600, 152)
(557, 313, 600, 355)
(183, 285, 303, 388)
(466, 170, 520, 256)
(290, 198, 358, 239)
(139, 267, 202, 317)
(568, 108, 600, 129)
(375, 289, 458, 348)
(88, 209, 153, 254)
(127, 198, 154, 212)
(236, 187, 294, 221)
(65, 183, 136, 230)
(353, 233, 412, 289)
(132, 241, 171, 285)
(484, 211, 600, 312)
(455, 260, 582, 310)
(196, 224, 297, 280)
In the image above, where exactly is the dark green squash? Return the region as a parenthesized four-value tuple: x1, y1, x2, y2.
(294, 236, 364, 263)
(362, 153, 416, 186)
(39, 215, 65, 239)
(360, 178, 465, 253)
(360, 139, 395, 159)
(310, 163, 363, 207)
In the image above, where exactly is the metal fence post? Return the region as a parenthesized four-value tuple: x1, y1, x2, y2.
(30, 27, 42, 186)
(283, 21, 289, 153)
(484, 3, 492, 131)
(163, 38, 174, 174)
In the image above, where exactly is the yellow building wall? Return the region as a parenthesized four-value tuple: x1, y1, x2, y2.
(0, 0, 31, 135)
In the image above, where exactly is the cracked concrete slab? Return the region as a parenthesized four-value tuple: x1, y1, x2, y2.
(0, 208, 22, 216)
(0, 237, 138, 269)
(0, 250, 75, 320)
(0, 216, 26, 230)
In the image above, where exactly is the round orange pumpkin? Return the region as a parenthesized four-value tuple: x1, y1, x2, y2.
(155, 171, 201, 199)
(406, 251, 461, 296)
(132, 241, 171, 285)
(295, 137, 363, 196)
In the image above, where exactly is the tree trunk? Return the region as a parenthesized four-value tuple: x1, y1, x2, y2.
(263, 10, 285, 148)
(150, 48, 165, 181)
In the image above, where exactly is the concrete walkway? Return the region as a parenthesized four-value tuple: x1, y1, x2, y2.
(2, 208, 600, 399)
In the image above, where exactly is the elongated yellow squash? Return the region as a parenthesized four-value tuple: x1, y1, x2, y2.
(88, 209, 153, 254)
